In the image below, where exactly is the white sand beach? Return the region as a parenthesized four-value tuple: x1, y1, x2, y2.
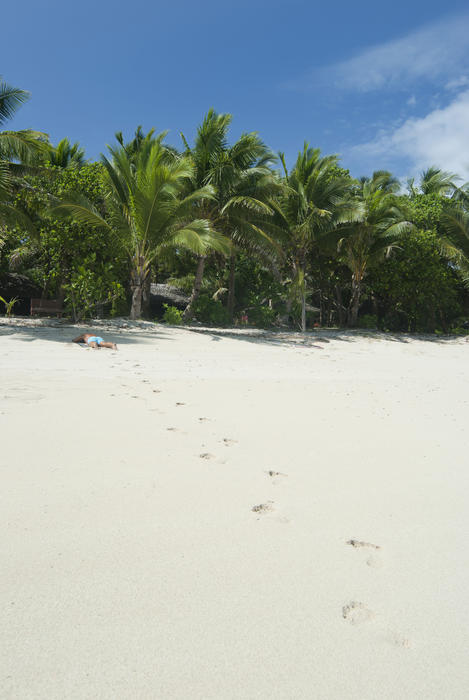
(1, 319, 469, 699)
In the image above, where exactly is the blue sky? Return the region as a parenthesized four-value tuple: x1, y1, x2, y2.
(4, 0, 469, 180)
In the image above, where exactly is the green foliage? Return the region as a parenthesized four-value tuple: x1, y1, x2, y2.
(192, 293, 230, 326)
(244, 304, 278, 328)
(0, 78, 30, 126)
(405, 193, 445, 232)
(0, 77, 48, 228)
(274, 144, 353, 329)
(449, 325, 469, 336)
(181, 109, 279, 320)
(232, 252, 283, 324)
(64, 265, 124, 320)
(0, 294, 18, 316)
(4, 163, 126, 319)
(162, 304, 183, 324)
(371, 229, 463, 332)
(3, 94, 469, 333)
(336, 171, 414, 325)
(46, 138, 85, 168)
(357, 314, 378, 329)
(165, 273, 196, 295)
(51, 135, 229, 319)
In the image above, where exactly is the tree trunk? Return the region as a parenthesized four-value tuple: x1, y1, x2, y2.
(227, 252, 236, 321)
(347, 277, 362, 327)
(300, 262, 306, 332)
(301, 287, 306, 332)
(335, 285, 345, 326)
(142, 274, 151, 319)
(129, 255, 148, 320)
(183, 255, 206, 321)
(130, 283, 143, 320)
(280, 297, 292, 326)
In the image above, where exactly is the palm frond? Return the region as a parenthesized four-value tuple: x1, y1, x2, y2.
(0, 79, 30, 126)
(49, 194, 111, 230)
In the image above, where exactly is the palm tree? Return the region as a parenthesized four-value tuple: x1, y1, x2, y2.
(408, 167, 459, 197)
(439, 205, 469, 286)
(0, 77, 47, 230)
(52, 134, 228, 318)
(337, 171, 414, 326)
(270, 145, 352, 331)
(46, 138, 86, 168)
(180, 109, 278, 321)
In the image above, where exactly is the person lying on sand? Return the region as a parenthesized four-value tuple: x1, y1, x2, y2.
(72, 333, 117, 350)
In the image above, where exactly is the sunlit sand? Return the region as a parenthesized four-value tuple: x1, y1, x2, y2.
(2, 319, 469, 699)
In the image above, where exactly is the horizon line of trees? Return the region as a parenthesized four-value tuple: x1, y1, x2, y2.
(2, 76, 469, 333)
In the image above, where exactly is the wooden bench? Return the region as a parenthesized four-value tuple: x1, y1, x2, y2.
(30, 298, 64, 317)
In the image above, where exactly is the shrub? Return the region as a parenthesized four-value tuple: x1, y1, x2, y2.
(245, 305, 278, 328)
(382, 309, 409, 332)
(357, 314, 378, 329)
(163, 304, 183, 325)
(192, 294, 230, 326)
(0, 295, 19, 317)
(371, 229, 463, 332)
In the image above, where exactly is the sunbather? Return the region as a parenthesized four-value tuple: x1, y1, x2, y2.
(72, 333, 117, 350)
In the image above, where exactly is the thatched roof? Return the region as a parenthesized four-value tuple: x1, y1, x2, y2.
(150, 283, 189, 313)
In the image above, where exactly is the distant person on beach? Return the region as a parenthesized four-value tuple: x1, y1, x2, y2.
(72, 333, 117, 350)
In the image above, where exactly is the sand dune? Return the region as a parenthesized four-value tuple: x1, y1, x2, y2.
(1, 320, 469, 699)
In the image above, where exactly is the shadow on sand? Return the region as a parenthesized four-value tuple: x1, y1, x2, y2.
(1, 318, 466, 349)
(0, 321, 172, 346)
(184, 325, 467, 348)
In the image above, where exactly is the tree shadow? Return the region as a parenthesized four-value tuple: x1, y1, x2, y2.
(184, 326, 466, 348)
(0, 321, 172, 346)
(2, 319, 464, 349)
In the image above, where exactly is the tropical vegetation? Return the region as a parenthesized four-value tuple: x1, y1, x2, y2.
(2, 77, 469, 333)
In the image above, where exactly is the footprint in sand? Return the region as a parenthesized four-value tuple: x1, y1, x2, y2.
(199, 452, 216, 460)
(266, 470, 288, 484)
(347, 539, 383, 568)
(153, 389, 161, 393)
(198, 417, 210, 422)
(342, 601, 375, 625)
(222, 438, 238, 446)
(251, 501, 274, 515)
(176, 402, 186, 406)
(347, 539, 381, 550)
(387, 631, 412, 648)
(251, 501, 289, 523)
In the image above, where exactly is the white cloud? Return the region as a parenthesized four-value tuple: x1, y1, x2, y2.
(352, 90, 469, 179)
(445, 76, 469, 91)
(292, 13, 469, 92)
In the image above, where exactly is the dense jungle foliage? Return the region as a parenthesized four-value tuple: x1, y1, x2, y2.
(2, 78, 469, 332)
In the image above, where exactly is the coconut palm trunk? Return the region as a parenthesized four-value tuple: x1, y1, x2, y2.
(347, 275, 362, 327)
(300, 261, 307, 332)
(183, 254, 206, 321)
(142, 274, 151, 318)
(335, 284, 345, 326)
(227, 251, 236, 320)
(301, 289, 307, 331)
(130, 255, 149, 320)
